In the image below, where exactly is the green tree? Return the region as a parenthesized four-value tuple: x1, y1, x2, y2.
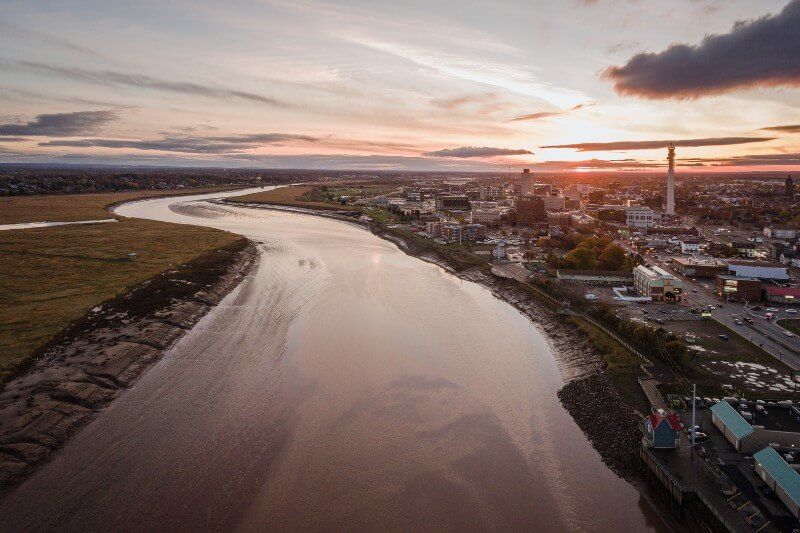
(597, 243, 627, 271)
(564, 247, 597, 270)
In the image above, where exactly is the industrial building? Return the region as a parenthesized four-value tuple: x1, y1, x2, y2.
(754, 447, 800, 520)
(633, 265, 682, 301)
(715, 274, 762, 302)
(556, 269, 634, 285)
(710, 401, 755, 452)
(728, 260, 790, 281)
(765, 286, 800, 304)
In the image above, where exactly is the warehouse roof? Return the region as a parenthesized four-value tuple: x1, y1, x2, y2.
(711, 401, 754, 440)
(754, 447, 800, 508)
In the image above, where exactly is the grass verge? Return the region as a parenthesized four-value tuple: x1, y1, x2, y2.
(568, 316, 651, 414)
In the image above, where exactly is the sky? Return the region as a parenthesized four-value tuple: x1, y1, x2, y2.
(1, 0, 799, 172)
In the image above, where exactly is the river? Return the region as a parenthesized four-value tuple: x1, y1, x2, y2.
(0, 189, 665, 532)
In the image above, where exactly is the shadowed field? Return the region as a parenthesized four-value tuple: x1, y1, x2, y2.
(0, 194, 242, 381)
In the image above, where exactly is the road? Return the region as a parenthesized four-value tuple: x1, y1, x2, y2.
(616, 240, 800, 370)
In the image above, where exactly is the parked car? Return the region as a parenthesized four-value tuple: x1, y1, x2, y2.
(718, 334, 729, 341)
(788, 309, 797, 314)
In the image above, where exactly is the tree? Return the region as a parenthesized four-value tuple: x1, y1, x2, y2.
(597, 243, 627, 271)
(563, 247, 597, 270)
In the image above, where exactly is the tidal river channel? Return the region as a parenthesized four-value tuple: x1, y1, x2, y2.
(0, 189, 666, 531)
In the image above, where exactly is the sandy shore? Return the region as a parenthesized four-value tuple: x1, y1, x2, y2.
(0, 239, 257, 492)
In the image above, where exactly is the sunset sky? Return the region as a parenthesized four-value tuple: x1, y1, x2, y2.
(1, 0, 799, 171)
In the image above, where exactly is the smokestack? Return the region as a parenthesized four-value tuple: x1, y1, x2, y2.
(666, 143, 675, 216)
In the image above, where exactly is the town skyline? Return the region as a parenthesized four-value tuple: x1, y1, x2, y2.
(1, 0, 800, 171)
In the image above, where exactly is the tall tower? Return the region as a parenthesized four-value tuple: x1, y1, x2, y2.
(786, 174, 794, 199)
(666, 143, 676, 216)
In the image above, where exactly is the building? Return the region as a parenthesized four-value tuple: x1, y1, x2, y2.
(716, 275, 762, 302)
(470, 209, 502, 227)
(626, 207, 655, 229)
(556, 269, 634, 285)
(543, 195, 566, 212)
(587, 190, 605, 203)
(728, 260, 790, 281)
(666, 143, 676, 216)
(633, 265, 682, 301)
(479, 185, 502, 201)
(787, 174, 795, 199)
(764, 226, 798, 239)
(547, 211, 572, 230)
(516, 195, 546, 225)
(563, 187, 582, 202)
(520, 169, 534, 196)
(642, 412, 681, 449)
(679, 238, 702, 254)
(441, 223, 485, 243)
(753, 447, 800, 520)
(711, 401, 755, 452)
(672, 257, 727, 278)
(570, 212, 596, 233)
(728, 241, 760, 258)
(765, 286, 800, 304)
(435, 195, 471, 211)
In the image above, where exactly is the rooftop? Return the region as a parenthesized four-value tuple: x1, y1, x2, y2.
(753, 447, 800, 509)
(711, 401, 755, 439)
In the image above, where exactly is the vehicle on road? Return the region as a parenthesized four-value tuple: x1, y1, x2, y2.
(707, 305, 716, 311)
(765, 312, 775, 320)
(691, 288, 698, 293)
(734, 319, 743, 325)
(718, 334, 729, 341)
(788, 308, 797, 314)
(766, 307, 779, 313)
(785, 331, 795, 337)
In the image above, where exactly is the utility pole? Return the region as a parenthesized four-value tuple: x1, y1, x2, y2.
(691, 383, 696, 458)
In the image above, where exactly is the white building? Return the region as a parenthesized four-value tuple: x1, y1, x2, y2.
(679, 239, 702, 254)
(728, 260, 790, 281)
(626, 207, 655, 229)
(471, 209, 502, 227)
(633, 265, 682, 301)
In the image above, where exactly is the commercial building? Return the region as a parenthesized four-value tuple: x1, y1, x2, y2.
(753, 447, 800, 520)
(633, 265, 682, 301)
(515, 195, 546, 225)
(672, 257, 727, 278)
(547, 211, 572, 230)
(764, 226, 798, 239)
(711, 401, 755, 452)
(543, 195, 566, 212)
(570, 212, 596, 232)
(479, 185, 503, 200)
(715, 275, 762, 301)
(435, 195, 471, 211)
(626, 207, 655, 229)
(666, 143, 676, 216)
(728, 260, 790, 281)
(441, 223, 485, 243)
(520, 169, 534, 196)
(470, 209, 503, 227)
(765, 286, 800, 304)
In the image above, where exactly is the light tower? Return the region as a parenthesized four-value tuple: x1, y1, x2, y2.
(666, 143, 676, 216)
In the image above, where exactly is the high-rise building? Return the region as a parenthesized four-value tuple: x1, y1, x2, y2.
(520, 169, 534, 195)
(666, 143, 675, 216)
(787, 174, 794, 199)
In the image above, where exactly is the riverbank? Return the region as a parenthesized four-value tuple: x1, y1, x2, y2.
(0, 236, 257, 492)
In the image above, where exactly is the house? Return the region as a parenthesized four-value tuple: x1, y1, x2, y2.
(642, 412, 681, 449)
(710, 400, 754, 451)
(679, 238, 702, 254)
(753, 447, 800, 520)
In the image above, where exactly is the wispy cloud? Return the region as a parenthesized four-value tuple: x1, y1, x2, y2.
(41, 133, 318, 154)
(422, 146, 533, 158)
(603, 0, 800, 99)
(0, 109, 119, 136)
(542, 136, 774, 151)
(510, 102, 593, 122)
(761, 124, 800, 133)
(6, 61, 289, 107)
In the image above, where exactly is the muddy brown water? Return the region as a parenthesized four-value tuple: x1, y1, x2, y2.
(0, 189, 666, 532)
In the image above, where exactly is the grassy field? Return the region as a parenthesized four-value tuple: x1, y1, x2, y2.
(569, 316, 651, 414)
(777, 318, 800, 335)
(231, 185, 350, 211)
(0, 186, 239, 224)
(0, 194, 242, 381)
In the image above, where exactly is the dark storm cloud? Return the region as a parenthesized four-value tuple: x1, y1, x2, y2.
(0, 109, 118, 136)
(762, 124, 800, 133)
(542, 136, 773, 151)
(603, 0, 800, 98)
(422, 146, 533, 158)
(9, 61, 288, 107)
(41, 133, 319, 154)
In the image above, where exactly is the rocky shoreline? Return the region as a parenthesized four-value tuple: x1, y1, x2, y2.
(0, 238, 257, 493)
